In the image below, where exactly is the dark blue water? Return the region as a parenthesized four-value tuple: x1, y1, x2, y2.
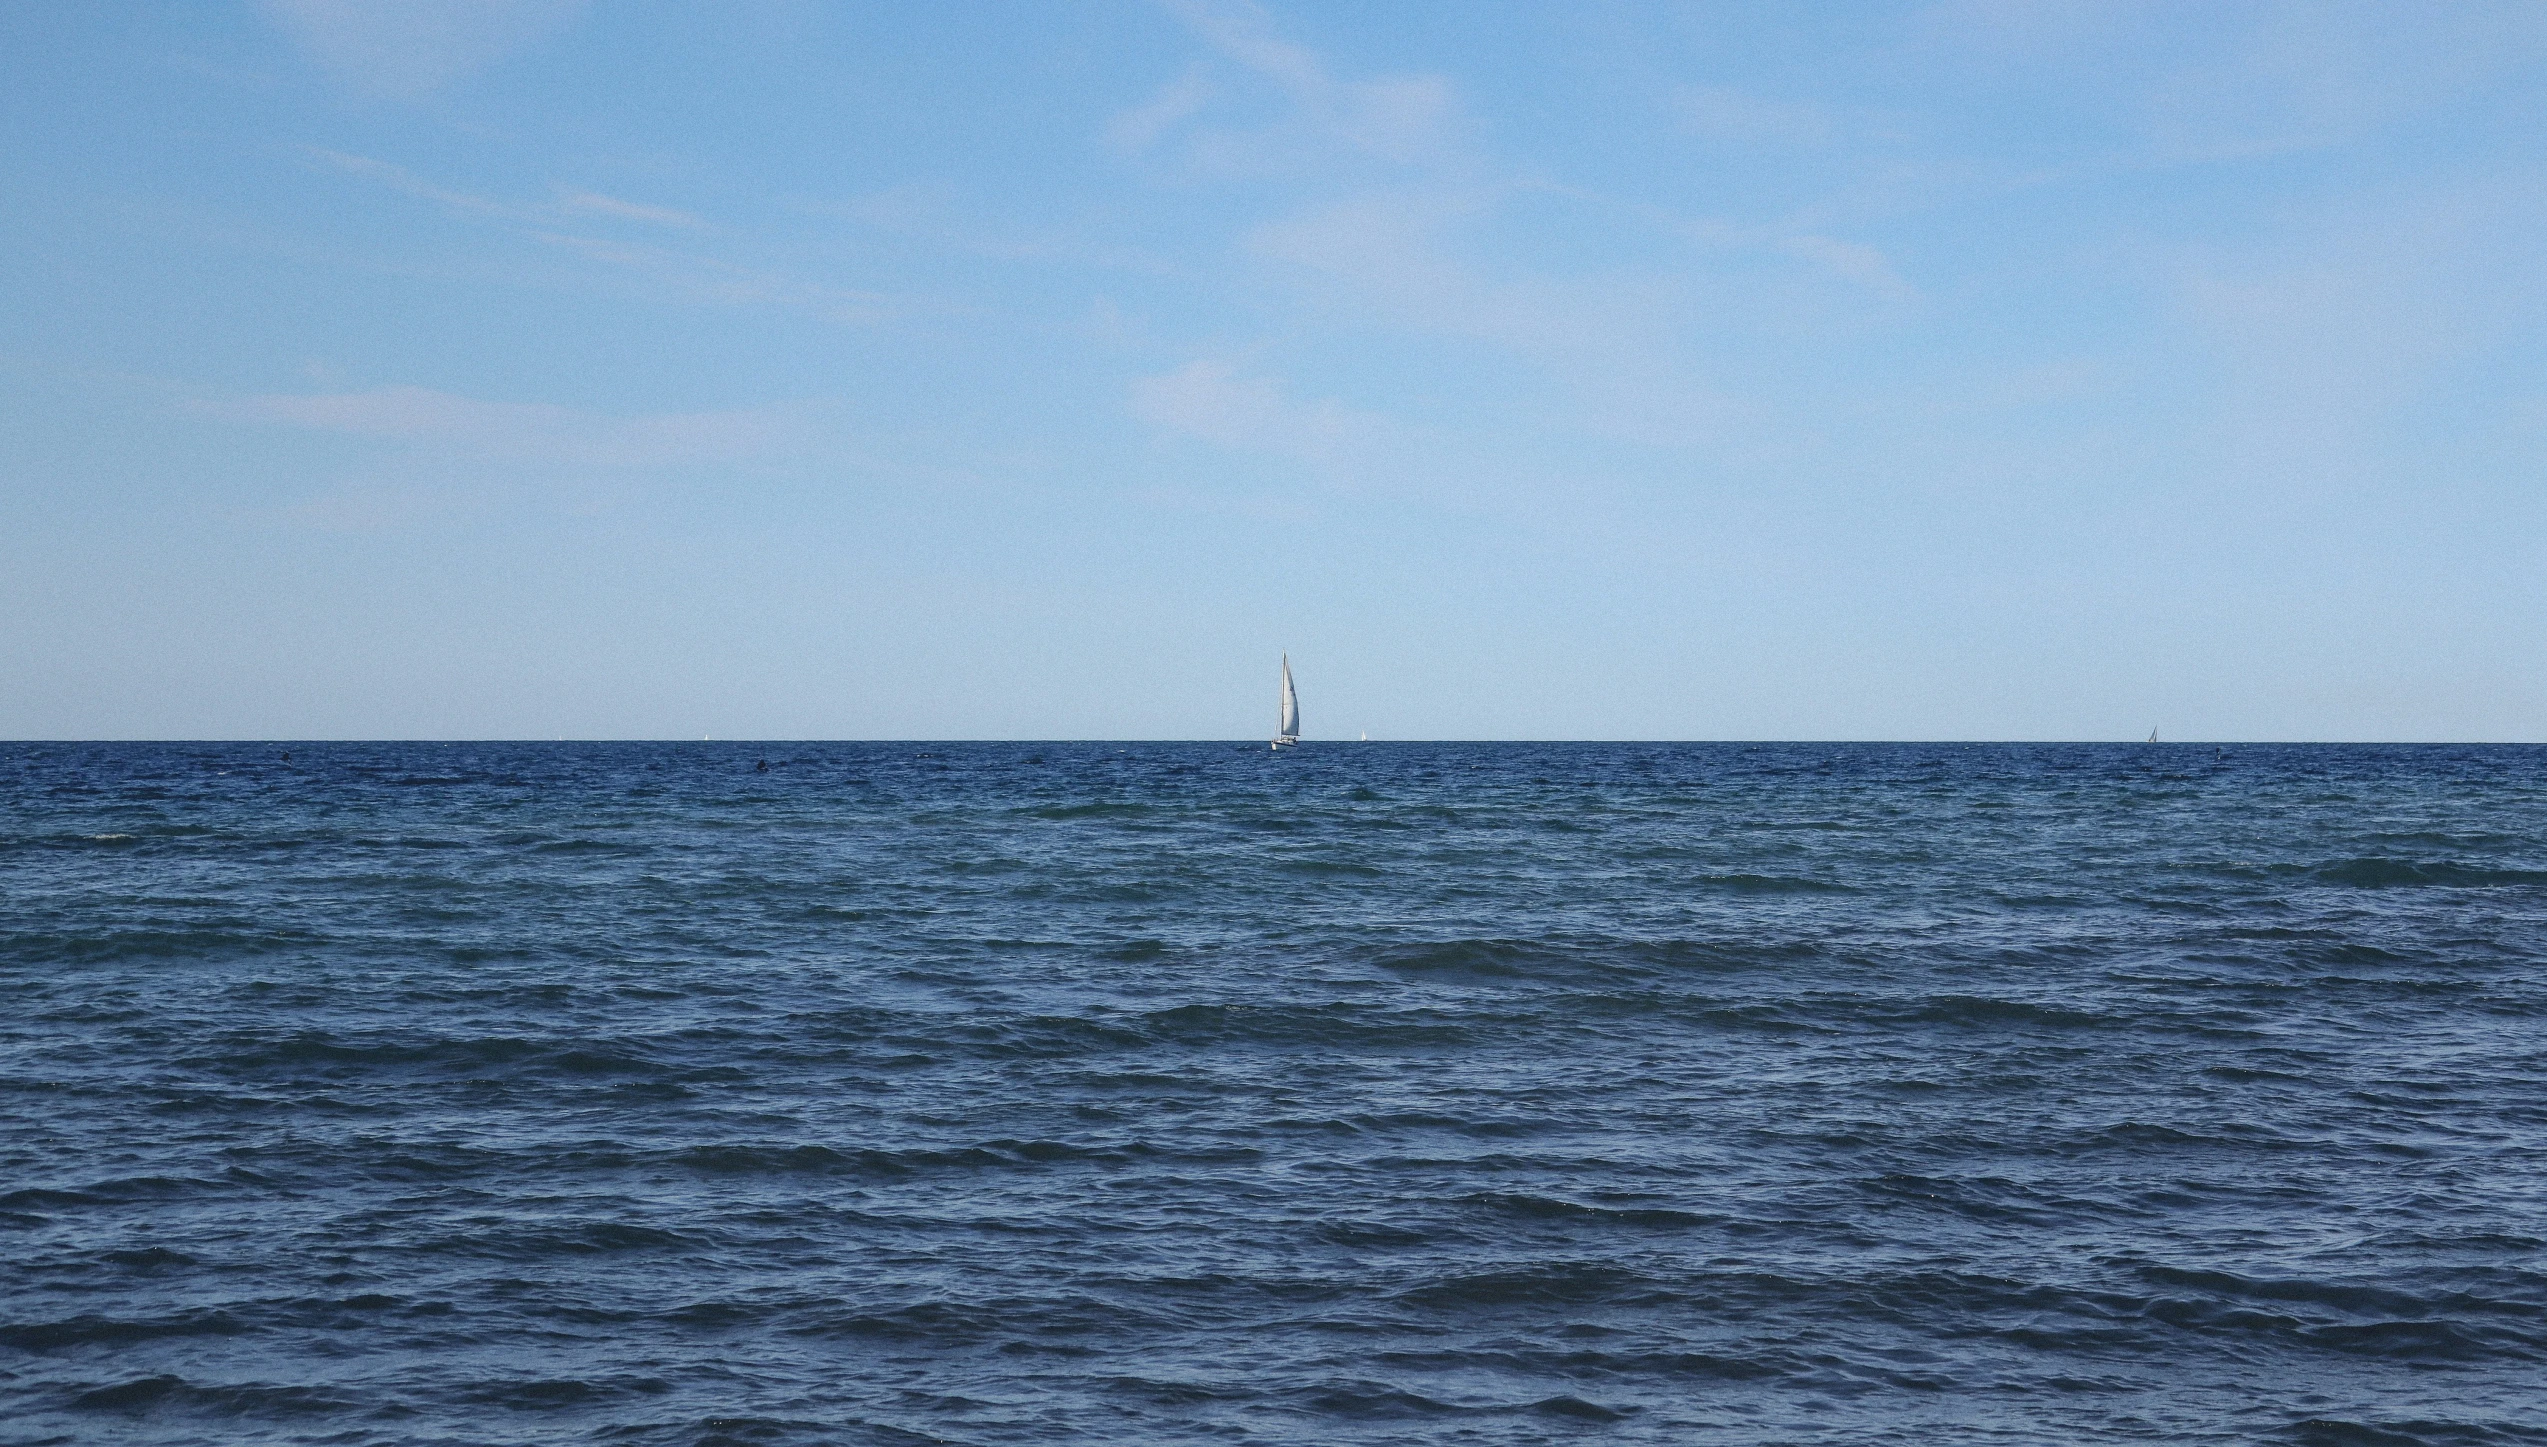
(5, 742, 2545, 1445)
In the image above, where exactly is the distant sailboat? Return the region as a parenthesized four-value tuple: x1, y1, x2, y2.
(2147, 727, 2160, 744)
(1272, 655, 1300, 750)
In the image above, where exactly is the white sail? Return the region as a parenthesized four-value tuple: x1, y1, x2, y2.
(1277, 655, 1300, 740)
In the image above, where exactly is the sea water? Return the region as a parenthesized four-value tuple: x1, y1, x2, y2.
(3, 742, 2543, 1445)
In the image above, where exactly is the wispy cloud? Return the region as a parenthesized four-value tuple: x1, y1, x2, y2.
(815, 183, 1175, 277)
(304, 147, 515, 217)
(305, 148, 700, 230)
(1675, 216, 1918, 301)
(1112, 4, 1899, 456)
(1675, 85, 1838, 147)
(1245, 190, 1756, 450)
(1779, 233, 1916, 300)
(2140, 4, 2547, 163)
(306, 149, 915, 322)
(260, 0, 587, 99)
(1124, 357, 1518, 518)
(1910, 0, 2547, 170)
(214, 385, 814, 470)
(527, 231, 907, 323)
(1250, 191, 1620, 355)
(553, 189, 705, 229)
(2165, 172, 2547, 485)
(1129, 359, 1383, 471)
(196, 383, 832, 534)
(1107, 69, 1212, 152)
(1120, 0, 1471, 173)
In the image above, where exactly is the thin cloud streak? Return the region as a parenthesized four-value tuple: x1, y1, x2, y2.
(261, 0, 587, 99)
(1676, 85, 1839, 147)
(1116, 5, 1908, 463)
(1129, 359, 1383, 472)
(553, 188, 706, 230)
(1130, 0, 1472, 171)
(212, 385, 816, 470)
(305, 148, 700, 231)
(306, 149, 912, 323)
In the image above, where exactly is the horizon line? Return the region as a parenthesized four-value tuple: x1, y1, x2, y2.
(7, 738, 2543, 747)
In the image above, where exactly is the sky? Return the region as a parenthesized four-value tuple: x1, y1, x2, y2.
(3, 1, 2544, 741)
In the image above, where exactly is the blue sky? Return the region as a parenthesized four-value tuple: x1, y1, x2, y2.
(4, 1, 2543, 740)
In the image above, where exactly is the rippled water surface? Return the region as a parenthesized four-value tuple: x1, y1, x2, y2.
(5, 741, 2546, 1445)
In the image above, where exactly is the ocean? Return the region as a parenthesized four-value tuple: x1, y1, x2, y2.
(4, 741, 2543, 1445)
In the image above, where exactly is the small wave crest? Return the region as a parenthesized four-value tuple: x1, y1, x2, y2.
(2312, 857, 2547, 889)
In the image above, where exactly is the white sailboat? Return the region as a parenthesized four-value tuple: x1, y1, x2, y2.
(1272, 655, 1300, 750)
(2146, 727, 2159, 744)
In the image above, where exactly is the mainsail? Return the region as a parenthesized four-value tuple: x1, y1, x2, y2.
(1278, 655, 1300, 740)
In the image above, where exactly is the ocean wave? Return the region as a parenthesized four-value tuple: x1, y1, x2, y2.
(3, 1310, 249, 1351)
(13, 741, 2547, 1443)
(457, 1375, 673, 1408)
(59, 1374, 364, 1417)
(2279, 1414, 2547, 1445)
(2309, 858, 2547, 889)
(1, 925, 328, 965)
(1133, 1002, 1475, 1050)
(1460, 1191, 1720, 1228)
(190, 1031, 678, 1080)
(416, 1219, 698, 1261)
(1900, 994, 2120, 1029)
(1371, 934, 1826, 985)
(1394, 1263, 1647, 1309)
(1693, 871, 1860, 893)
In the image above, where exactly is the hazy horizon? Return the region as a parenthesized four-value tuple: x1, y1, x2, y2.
(6, 3, 2544, 742)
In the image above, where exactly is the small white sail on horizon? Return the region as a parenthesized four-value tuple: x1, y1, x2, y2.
(1273, 655, 1300, 750)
